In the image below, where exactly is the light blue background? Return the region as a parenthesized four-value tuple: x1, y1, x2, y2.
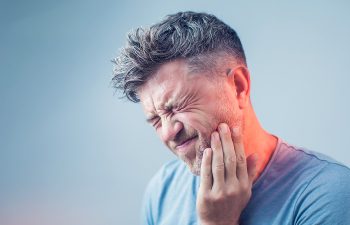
(1, 0, 349, 224)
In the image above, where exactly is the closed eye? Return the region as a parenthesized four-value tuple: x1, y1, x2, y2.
(146, 116, 161, 127)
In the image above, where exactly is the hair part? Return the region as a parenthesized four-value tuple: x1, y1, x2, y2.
(112, 11, 247, 102)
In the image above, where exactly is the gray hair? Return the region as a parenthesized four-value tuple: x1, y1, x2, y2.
(112, 11, 247, 102)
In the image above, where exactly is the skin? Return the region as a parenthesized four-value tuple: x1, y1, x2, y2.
(138, 58, 277, 224)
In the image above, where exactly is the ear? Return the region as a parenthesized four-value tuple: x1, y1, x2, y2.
(227, 66, 251, 109)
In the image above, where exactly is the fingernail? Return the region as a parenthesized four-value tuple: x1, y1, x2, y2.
(211, 132, 218, 139)
(232, 127, 240, 136)
(205, 148, 211, 156)
(219, 123, 228, 133)
(206, 148, 211, 156)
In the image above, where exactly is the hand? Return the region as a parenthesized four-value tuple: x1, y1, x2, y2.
(196, 123, 257, 225)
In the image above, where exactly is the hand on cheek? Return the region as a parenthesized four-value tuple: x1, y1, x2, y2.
(196, 123, 257, 225)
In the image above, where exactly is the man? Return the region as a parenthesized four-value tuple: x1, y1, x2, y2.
(112, 11, 350, 225)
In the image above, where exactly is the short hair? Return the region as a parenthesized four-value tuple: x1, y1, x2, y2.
(112, 11, 247, 102)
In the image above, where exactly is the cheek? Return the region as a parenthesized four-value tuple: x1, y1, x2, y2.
(176, 111, 217, 135)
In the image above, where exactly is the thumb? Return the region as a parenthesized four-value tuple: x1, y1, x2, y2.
(246, 153, 258, 183)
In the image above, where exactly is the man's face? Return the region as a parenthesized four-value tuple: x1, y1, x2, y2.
(138, 59, 242, 175)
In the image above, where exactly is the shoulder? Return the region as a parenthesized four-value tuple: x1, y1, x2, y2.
(146, 159, 186, 189)
(141, 159, 195, 225)
(295, 149, 350, 197)
(143, 159, 190, 202)
(277, 141, 350, 224)
(141, 159, 185, 224)
(275, 140, 349, 176)
(293, 162, 350, 224)
(277, 139, 350, 197)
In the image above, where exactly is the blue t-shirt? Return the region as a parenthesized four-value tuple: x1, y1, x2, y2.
(141, 138, 350, 225)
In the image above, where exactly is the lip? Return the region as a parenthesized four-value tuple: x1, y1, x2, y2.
(176, 136, 197, 153)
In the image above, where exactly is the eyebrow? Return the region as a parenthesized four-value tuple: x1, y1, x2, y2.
(145, 102, 175, 123)
(146, 115, 158, 123)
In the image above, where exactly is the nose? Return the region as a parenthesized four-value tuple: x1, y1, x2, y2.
(159, 117, 183, 144)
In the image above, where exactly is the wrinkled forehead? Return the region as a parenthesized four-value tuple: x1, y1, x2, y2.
(138, 60, 191, 110)
(138, 59, 219, 112)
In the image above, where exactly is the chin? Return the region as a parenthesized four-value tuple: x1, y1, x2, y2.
(191, 166, 201, 176)
(177, 136, 208, 176)
(183, 156, 202, 176)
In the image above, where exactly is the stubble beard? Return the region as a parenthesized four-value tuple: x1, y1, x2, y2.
(177, 132, 210, 176)
(189, 112, 244, 176)
(191, 135, 210, 176)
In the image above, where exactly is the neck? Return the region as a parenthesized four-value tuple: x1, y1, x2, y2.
(242, 105, 278, 181)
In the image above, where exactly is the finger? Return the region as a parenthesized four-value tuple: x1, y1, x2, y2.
(200, 148, 213, 190)
(246, 153, 258, 184)
(231, 126, 248, 181)
(211, 131, 225, 189)
(218, 123, 237, 182)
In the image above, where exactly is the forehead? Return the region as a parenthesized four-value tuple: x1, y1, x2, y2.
(138, 60, 212, 111)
